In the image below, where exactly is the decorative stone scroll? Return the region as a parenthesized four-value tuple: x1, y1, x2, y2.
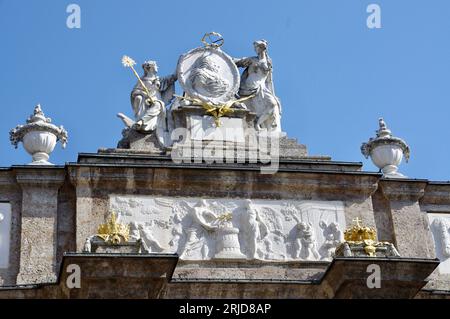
(109, 195, 346, 261)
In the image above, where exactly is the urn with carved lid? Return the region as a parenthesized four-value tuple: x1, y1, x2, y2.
(361, 118, 410, 178)
(9, 104, 68, 165)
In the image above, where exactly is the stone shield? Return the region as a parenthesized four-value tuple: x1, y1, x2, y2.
(177, 47, 240, 105)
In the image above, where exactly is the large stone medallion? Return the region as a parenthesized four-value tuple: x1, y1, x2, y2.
(177, 46, 240, 105)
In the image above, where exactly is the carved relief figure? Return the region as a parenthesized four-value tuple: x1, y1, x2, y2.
(179, 199, 219, 259)
(319, 221, 343, 260)
(432, 217, 450, 259)
(234, 40, 282, 132)
(82, 235, 94, 253)
(293, 221, 320, 261)
(240, 199, 269, 259)
(110, 196, 347, 262)
(189, 55, 230, 99)
(130, 221, 165, 253)
(118, 60, 176, 144)
(169, 213, 183, 250)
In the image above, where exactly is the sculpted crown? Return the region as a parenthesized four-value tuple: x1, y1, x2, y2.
(343, 217, 377, 242)
(97, 212, 130, 245)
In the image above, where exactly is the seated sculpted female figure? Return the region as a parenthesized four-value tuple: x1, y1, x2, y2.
(117, 60, 176, 145)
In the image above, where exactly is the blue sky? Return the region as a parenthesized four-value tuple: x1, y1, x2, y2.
(0, 0, 449, 181)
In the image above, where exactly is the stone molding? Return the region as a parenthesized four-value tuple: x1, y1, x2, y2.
(380, 179, 428, 202)
(421, 183, 450, 208)
(14, 167, 66, 188)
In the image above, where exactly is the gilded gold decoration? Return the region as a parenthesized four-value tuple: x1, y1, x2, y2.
(363, 242, 377, 257)
(342, 218, 378, 257)
(97, 212, 130, 245)
(174, 94, 255, 127)
(344, 217, 377, 242)
(217, 212, 233, 223)
(337, 217, 400, 257)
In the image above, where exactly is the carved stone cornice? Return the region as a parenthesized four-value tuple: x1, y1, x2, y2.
(13, 166, 66, 188)
(380, 179, 428, 202)
(421, 182, 450, 206)
(67, 164, 380, 200)
(0, 169, 16, 186)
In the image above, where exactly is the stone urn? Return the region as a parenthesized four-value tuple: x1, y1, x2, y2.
(10, 104, 68, 165)
(214, 220, 246, 260)
(361, 118, 410, 178)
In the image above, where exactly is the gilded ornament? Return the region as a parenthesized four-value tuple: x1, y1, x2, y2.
(336, 217, 400, 257)
(97, 212, 130, 245)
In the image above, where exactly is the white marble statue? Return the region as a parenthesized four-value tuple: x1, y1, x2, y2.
(234, 40, 282, 132)
(240, 199, 269, 259)
(82, 235, 94, 253)
(118, 60, 176, 144)
(293, 221, 320, 261)
(432, 217, 450, 259)
(318, 221, 343, 260)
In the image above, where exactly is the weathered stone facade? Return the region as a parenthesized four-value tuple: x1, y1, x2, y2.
(2, 34, 449, 299)
(0, 152, 449, 298)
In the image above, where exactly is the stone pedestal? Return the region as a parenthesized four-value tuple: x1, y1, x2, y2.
(321, 257, 439, 298)
(381, 179, 436, 258)
(15, 168, 65, 284)
(117, 128, 166, 154)
(170, 106, 308, 162)
(335, 241, 400, 257)
(171, 106, 256, 151)
(89, 238, 142, 254)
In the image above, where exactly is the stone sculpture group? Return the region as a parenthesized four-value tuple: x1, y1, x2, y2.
(117, 33, 283, 151)
(9, 32, 412, 180)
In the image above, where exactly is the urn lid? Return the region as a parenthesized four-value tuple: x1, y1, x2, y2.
(361, 118, 410, 161)
(26, 104, 51, 124)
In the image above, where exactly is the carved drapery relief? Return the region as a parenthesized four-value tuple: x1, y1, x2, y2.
(428, 213, 450, 273)
(110, 196, 346, 261)
(0, 203, 11, 269)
